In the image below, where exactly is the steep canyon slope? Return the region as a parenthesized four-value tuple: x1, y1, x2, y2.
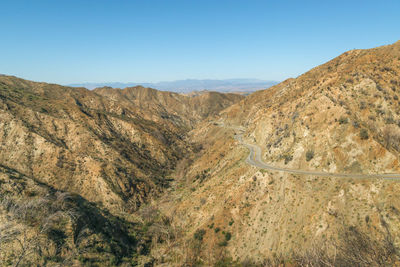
(0, 76, 243, 212)
(155, 41, 400, 265)
(0, 75, 243, 265)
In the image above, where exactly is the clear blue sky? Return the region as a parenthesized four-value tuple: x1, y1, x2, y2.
(1, 0, 399, 84)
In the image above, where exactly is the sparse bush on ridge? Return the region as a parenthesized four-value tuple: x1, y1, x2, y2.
(339, 116, 348, 124)
(282, 153, 293, 164)
(360, 128, 369, 140)
(194, 229, 206, 241)
(306, 150, 314, 161)
(224, 232, 232, 241)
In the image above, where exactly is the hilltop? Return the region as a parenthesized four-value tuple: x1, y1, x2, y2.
(94, 86, 243, 129)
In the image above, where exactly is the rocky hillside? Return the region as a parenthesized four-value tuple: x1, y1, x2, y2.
(223, 40, 400, 174)
(154, 41, 400, 265)
(0, 75, 242, 213)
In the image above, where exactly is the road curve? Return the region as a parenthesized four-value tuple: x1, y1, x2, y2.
(228, 125, 400, 180)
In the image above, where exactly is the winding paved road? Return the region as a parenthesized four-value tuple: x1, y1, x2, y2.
(226, 123, 400, 180)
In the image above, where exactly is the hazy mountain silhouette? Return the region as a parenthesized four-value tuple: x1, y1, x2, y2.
(68, 78, 278, 92)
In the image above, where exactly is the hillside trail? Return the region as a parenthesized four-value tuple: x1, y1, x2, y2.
(217, 121, 400, 180)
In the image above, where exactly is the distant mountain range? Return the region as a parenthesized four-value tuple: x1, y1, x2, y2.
(68, 79, 278, 93)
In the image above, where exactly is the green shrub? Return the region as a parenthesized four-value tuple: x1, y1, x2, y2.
(283, 154, 293, 164)
(218, 240, 228, 247)
(360, 129, 369, 140)
(109, 256, 119, 265)
(194, 229, 206, 241)
(339, 116, 348, 124)
(224, 232, 232, 241)
(306, 150, 314, 161)
(385, 116, 395, 124)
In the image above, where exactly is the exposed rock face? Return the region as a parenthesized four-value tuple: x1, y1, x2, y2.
(0, 76, 243, 212)
(155, 41, 400, 265)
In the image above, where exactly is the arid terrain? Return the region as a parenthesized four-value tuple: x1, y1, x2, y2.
(1, 41, 400, 266)
(152, 40, 400, 266)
